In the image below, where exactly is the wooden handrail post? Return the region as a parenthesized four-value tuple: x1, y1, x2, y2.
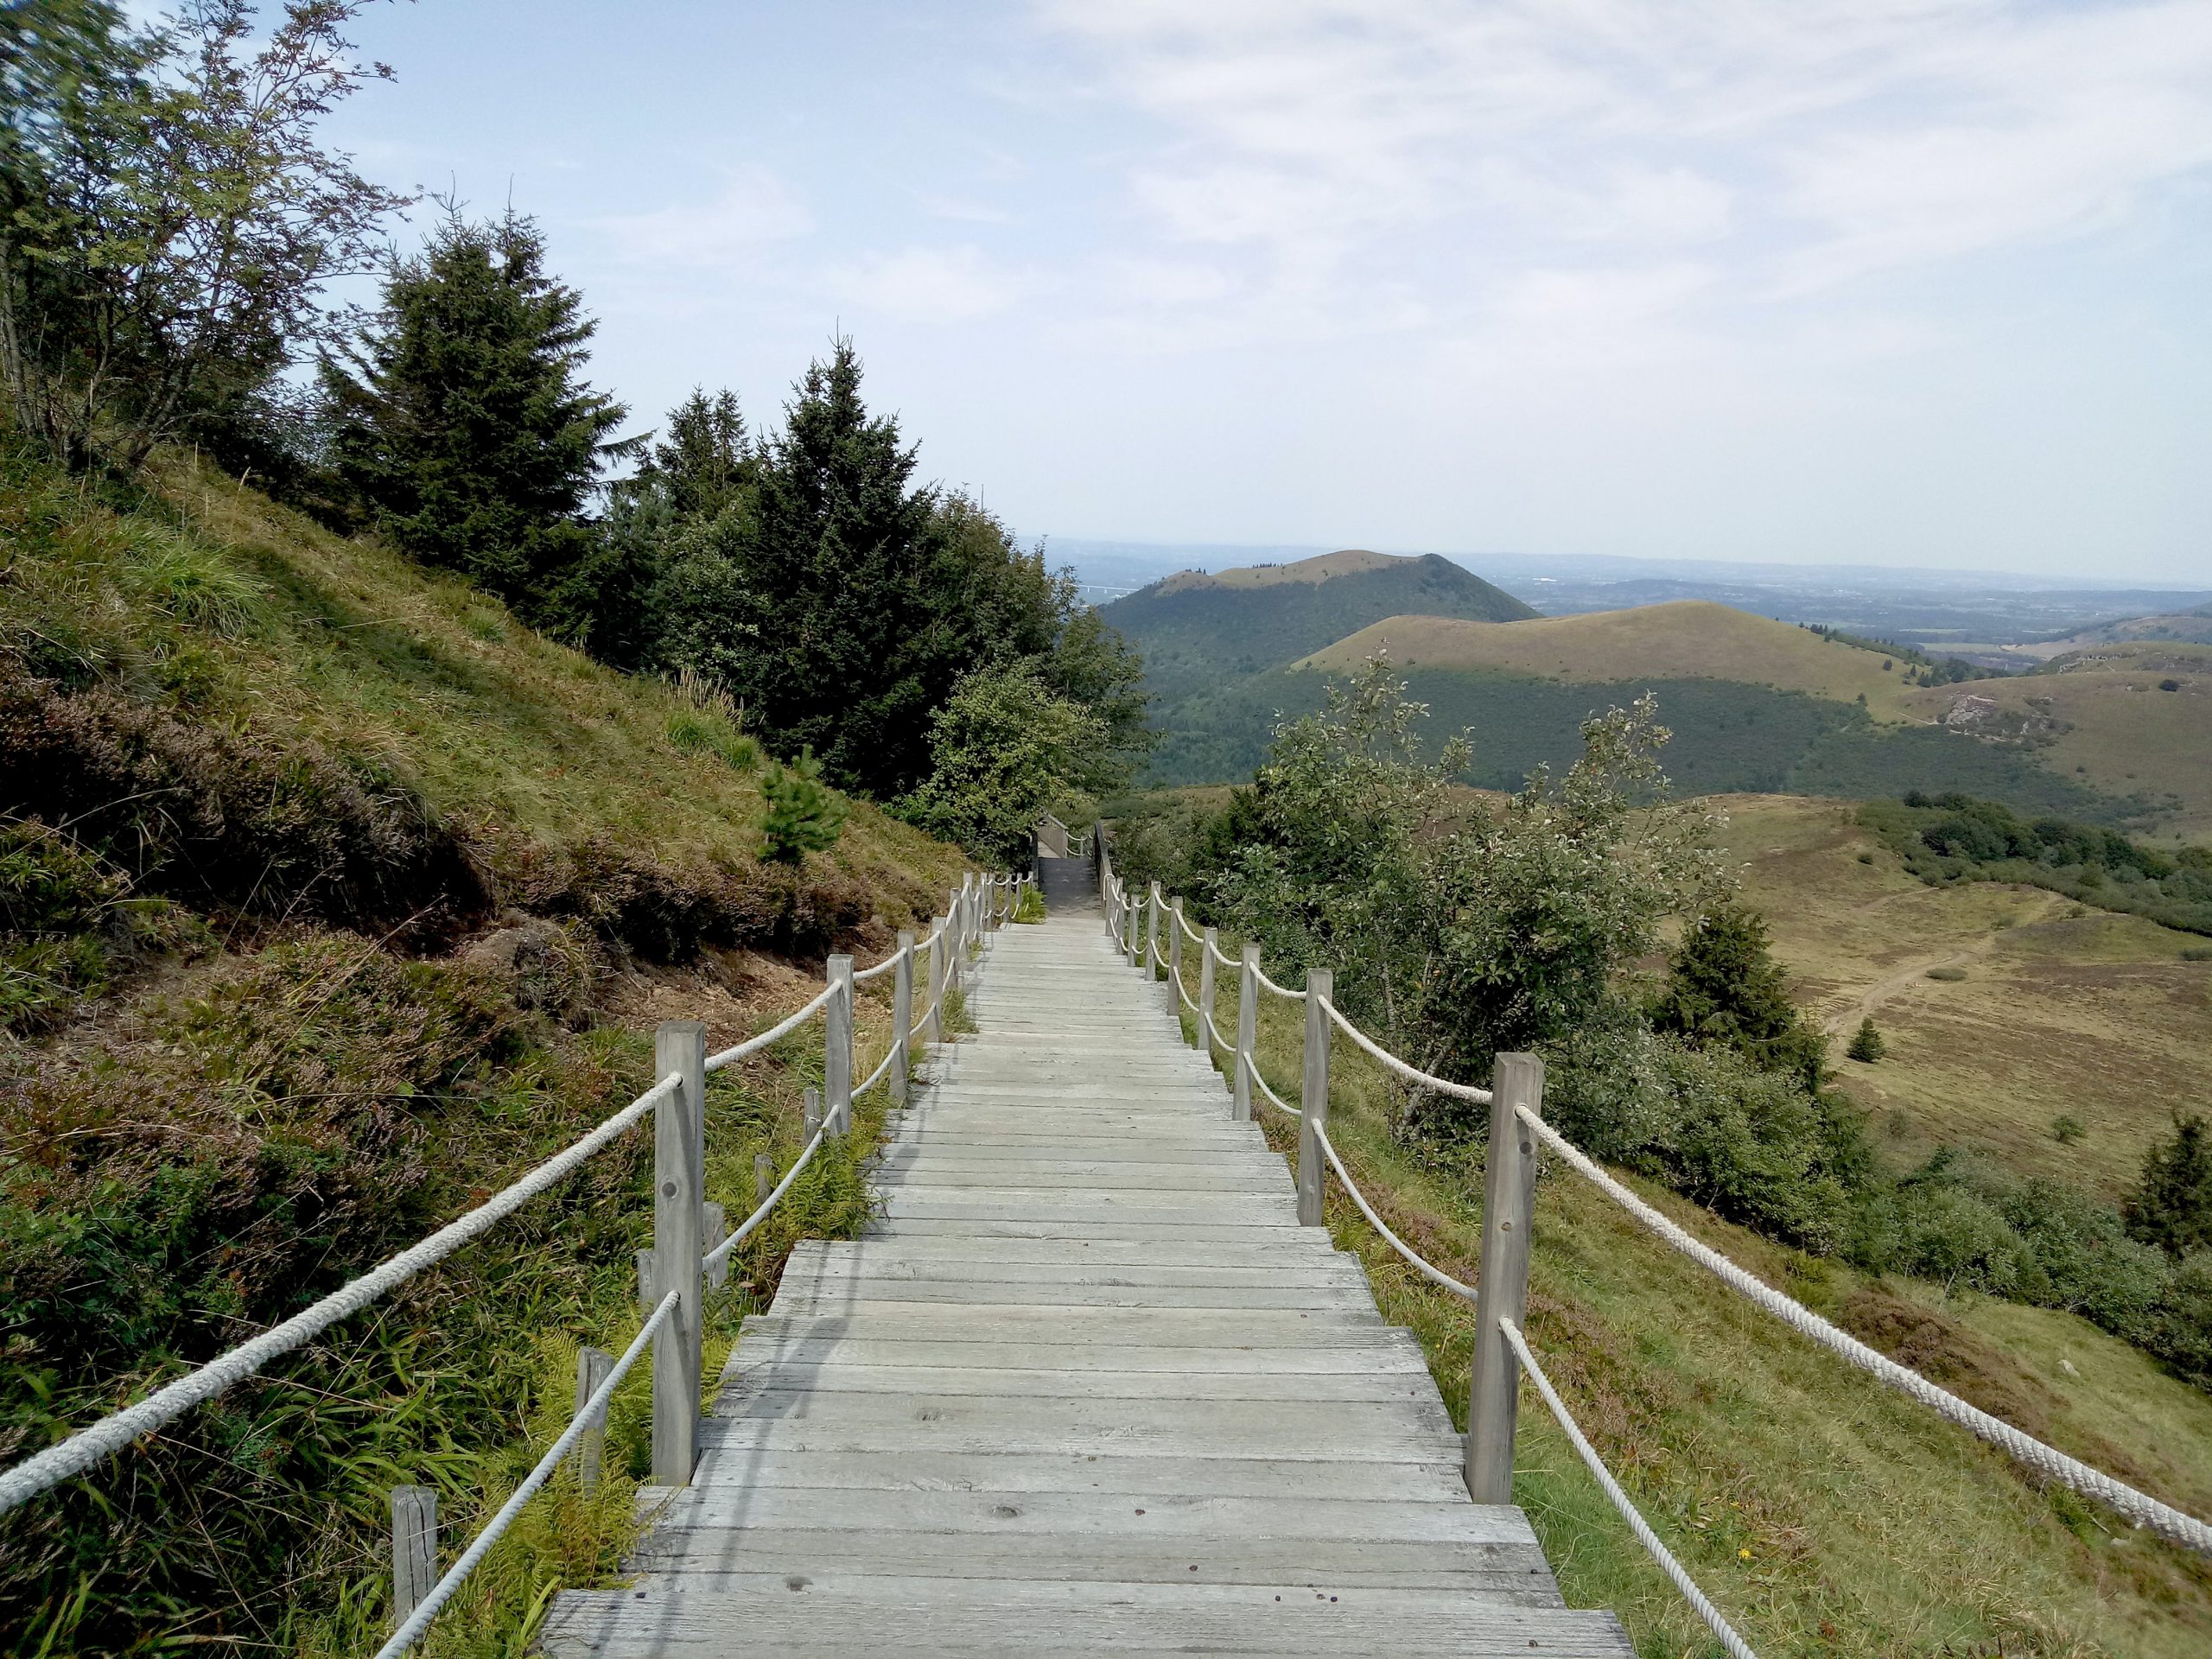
(826, 956, 854, 1135)
(926, 917, 948, 1045)
(891, 931, 915, 1103)
(803, 1084, 823, 1138)
(1233, 943, 1259, 1122)
(1127, 883, 1141, 969)
(1146, 883, 1161, 981)
(651, 1018, 706, 1486)
(702, 1201, 727, 1290)
(633, 1247, 654, 1313)
(574, 1347, 613, 1494)
(1197, 925, 1217, 1057)
(753, 1152, 771, 1208)
(391, 1484, 436, 1630)
(1299, 969, 1332, 1226)
(1468, 1052, 1544, 1505)
(1168, 899, 1185, 1020)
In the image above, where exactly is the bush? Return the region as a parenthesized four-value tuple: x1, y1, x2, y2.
(2124, 1114, 2212, 1261)
(1925, 966, 1967, 982)
(759, 747, 847, 865)
(2051, 1114, 2086, 1145)
(1848, 1178, 2037, 1297)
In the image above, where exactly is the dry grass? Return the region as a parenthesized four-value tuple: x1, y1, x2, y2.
(1715, 794, 2212, 1198)
(1159, 548, 1405, 592)
(1300, 601, 1920, 718)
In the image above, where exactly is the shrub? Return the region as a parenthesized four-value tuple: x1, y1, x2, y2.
(1925, 966, 1967, 982)
(2183, 947, 2212, 963)
(2159, 678, 2182, 692)
(759, 747, 847, 865)
(1651, 904, 1827, 1087)
(1848, 1178, 2037, 1297)
(1013, 886, 1046, 924)
(1846, 1016, 1886, 1063)
(2051, 1114, 2086, 1145)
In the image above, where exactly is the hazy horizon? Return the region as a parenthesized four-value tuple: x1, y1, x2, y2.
(324, 2, 2212, 583)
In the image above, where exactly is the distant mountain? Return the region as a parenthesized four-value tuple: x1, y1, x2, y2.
(1100, 550, 1536, 708)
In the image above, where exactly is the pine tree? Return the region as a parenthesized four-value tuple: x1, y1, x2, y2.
(321, 207, 632, 640)
(644, 387, 753, 518)
(1846, 1015, 1886, 1063)
(1652, 904, 1827, 1088)
(2125, 1114, 2212, 1260)
(759, 748, 847, 863)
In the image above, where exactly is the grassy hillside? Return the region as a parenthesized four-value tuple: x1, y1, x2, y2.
(1205, 945, 2212, 1658)
(1302, 601, 1920, 716)
(1719, 793, 2212, 1199)
(1896, 645, 2212, 839)
(1098, 549, 1535, 708)
(0, 443, 968, 1654)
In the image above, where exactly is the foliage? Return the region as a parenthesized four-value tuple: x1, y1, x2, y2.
(1847, 1016, 1886, 1063)
(1012, 884, 1045, 924)
(899, 659, 1108, 865)
(648, 343, 1148, 799)
(1651, 904, 1828, 1088)
(758, 746, 847, 864)
(2051, 1113, 2085, 1145)
(1862, 792, 2212, 936)
(1, 0, 404, 467)
(1210, 652, 1726, 1127)
(2126, 1115, 2212, 1262)
(0, 816, 194, 1030)
(321, 205, 636, 645)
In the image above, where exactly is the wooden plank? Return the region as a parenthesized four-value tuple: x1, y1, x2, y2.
(721, 1335, 1433, 1377)
(771, 1281, 1379, 1312)
(711, 1363, 1446, 1407)
(678, 1446, 1469, 1500)
(737, 1304, 1389, 1344)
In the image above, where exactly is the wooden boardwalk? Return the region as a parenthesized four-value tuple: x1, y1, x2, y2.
(542, 891, 1629, 1655)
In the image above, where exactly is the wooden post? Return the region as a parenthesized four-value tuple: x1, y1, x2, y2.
(891, 930, 914, 1104)
(574, 1346, 613, 1495)
(754, 1151, 772, 1209)
(633, 1247, 654, 1313)
(702, 1200, 727, 1290)
(1168, 899, 1185, 1020)
(1126, 881, 1141, 969)
(926, 917, 948, 1045)
(803, 1084, 823, 1139)
(1233, 944, 1259, 1122)
(1145, 883, 1160, 981)
(1197, 925, 1217, 1058)
(1468, 1052, 1544, 1505)
(651, 1019, 705, 1487)
(825, 955, 854, 1136)
(391, 1485, 436, 1629)
(1299, 969, 1332, 1226)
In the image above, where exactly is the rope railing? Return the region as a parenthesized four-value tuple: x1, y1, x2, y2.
(1, 849, 1038, 1644)
(374, 1291, 681, 1659)
(1500, 1316, 1759, 1659)
(1111, 859, 2212, 1656)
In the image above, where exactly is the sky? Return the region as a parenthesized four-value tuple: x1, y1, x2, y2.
(316, 0, 2212, 582)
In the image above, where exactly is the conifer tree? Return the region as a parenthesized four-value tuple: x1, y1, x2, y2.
(321, 207, 632, 640)
(1846, 1015, 1886, 1063)
(2125, 1114, 2212, 1260)
(1652, 903, 1827, 1088)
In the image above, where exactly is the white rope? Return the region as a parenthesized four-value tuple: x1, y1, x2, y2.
(1319, 996, 1492, 1104)
(1206, 1012, 1236, 1056)
(1173, 964, 1199, 1014)
(0, 1073, 677, 1515)
(1249, 1060, 1299, 1118)
(1500, 1316, 1759, 1659)
(1208, 938, 1237, 969)
(1521, 1106, 2212, 1554)
(851, 943, 906, 983)
(1176, 907, 1205, 945)
(1254, 963, 1306, 1001)
(1313, 1122, 1479, 1303)
(377, 1291, 679, 1658)
(702, 1122, 831, 1274)
(703, 984, 837, 1074)
(855, 1039, 898, 1096)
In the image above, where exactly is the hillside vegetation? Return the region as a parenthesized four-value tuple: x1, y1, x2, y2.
(0, 443, 968, 1653)
(1096, 548, 1534, 708)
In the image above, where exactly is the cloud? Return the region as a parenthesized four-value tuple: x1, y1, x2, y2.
(830, 245, 1039, 324)
(588, 167, 812, 269)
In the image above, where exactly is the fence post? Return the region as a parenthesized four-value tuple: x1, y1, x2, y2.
(1145, 883, 1160, 981)
(754, 1151, 772, 1209)
(1168, 899, 1185, 1019)
(1233, 944, 1259, 1122)
(574, 1346, 613, 1495)
(651, 1018, 705, 1487)
(826, 955, 854, 1135)
(1299, 969, 1332, 1226)
(891, 931, 914, 1103)
(1126, 882, 1141, 969)
(391, 1485, 436, 1629)
(1468, 1052, 1544, 1505)
(633, 1247, 654, 1313)
(702, 1201, 727, 1290)
(926, 918, 948, 1044)
(1197, 925, 1217, 1056)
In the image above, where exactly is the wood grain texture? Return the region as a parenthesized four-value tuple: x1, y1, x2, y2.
(545, 903, 1623, 1655)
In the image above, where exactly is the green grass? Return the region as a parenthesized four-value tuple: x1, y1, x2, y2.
(1141, 933, 2212, 1656)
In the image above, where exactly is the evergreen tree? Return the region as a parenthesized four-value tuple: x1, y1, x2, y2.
(1846, 1015, 1886, 1063)
(1652, 904, 1827, 1088)
(321, 207, 633, 641)
(2125, 1114, 2212, 1261)
(642, 386, 753, 518)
